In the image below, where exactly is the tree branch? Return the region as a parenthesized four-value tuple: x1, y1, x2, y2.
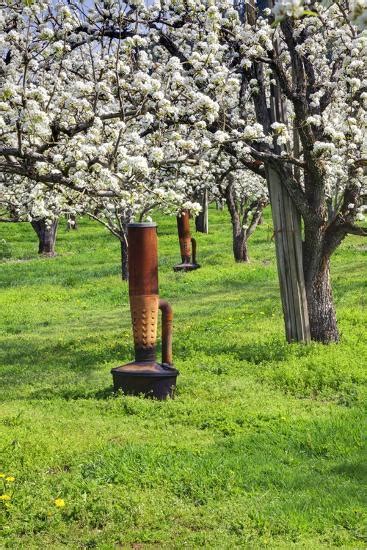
(343, 223, 367, 237)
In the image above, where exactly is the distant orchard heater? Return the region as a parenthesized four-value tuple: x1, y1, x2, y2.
(173, 210, 200, 272)
(111, 223, 178, 399)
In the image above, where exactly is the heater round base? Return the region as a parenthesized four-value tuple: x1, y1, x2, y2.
(111, 361, 179, 400)
(173, 262, 201, 272)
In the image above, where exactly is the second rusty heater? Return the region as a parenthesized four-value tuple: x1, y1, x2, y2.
(111, 222, 178, 399)
(173, 210, 200, 272)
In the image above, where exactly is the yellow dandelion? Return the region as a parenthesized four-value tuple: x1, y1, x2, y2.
(5, 476, 15, 482)
(0, 474, 5, 478)
(0, 494, 11, 501)
(54, 498, 65, 508)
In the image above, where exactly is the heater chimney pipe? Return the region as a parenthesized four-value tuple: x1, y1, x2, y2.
(159, 299, 173, 366)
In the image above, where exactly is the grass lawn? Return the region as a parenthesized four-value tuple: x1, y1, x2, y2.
(0, 208, 366, 548)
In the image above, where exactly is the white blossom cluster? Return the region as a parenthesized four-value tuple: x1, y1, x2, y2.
(151, 0, 366, 224)
(0, 176, 78, 224)
(273, 0, 367, 29)
(0, 0, 366, 244)
(273, 0, 310, 21)
(0, 1, 206, 231)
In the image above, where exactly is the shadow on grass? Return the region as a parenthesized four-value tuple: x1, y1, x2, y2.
(0, 336, 132, 401)
(0, 336, 131, 367)
(28, 385, 115, 401)
(173, 336, 314, 366)
(0, 262, 122, 289)
(334, 279, 367, 297)
(0, 330, 300, 401)
(331, 461, 367, 482)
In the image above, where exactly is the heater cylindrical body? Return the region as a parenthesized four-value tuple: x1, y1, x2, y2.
(128, 223, 159, 296)
(177, 210, 192, 263)
(128, 223, 159, 362)
(174, 210, 201, 272)
(111, 222, 178, 399)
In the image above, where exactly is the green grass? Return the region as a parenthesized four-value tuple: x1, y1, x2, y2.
(0, 209, 366, 549)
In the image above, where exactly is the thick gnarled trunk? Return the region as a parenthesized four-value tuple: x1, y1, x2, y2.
(31, 219, 58, 256)
(305, 260, 339, 343)
(303, 228, 339, 343)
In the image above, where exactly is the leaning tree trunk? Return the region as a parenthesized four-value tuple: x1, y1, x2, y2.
(120, 235, 128, 281)
(303, 228, 339, 343)
(31, 218, 58, 257)
(195, 189, 209, 233)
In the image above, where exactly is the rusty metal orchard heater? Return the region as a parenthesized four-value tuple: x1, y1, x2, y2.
(111, 222, 178, 399)
(173, 210, 200, 272)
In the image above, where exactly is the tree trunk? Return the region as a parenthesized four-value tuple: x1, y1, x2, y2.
(195, 189, 209, 233)
(31, 218, 58, 256)
(66, 214, 78, 230)
(233, 228, 249, 262)
(305, 260, 339, 343)
(303, 228, 339, 343)
(120, 236, 128, 281)
(225, 182, 250, 263)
